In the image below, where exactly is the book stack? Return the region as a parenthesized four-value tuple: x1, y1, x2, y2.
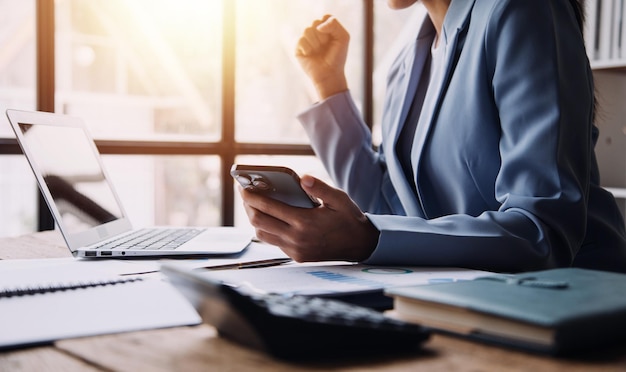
(385, 268, 626, 355)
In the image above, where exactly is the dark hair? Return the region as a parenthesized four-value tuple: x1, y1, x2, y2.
(570, 0, 585, 32)
(570, 0, 598, 124)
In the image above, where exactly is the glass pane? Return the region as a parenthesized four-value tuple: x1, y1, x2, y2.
(234, 0, 364, 144)
(0, 0, 37, 236)
(102, 155, 221, 227)
(0, 156, 38, 236)
(55, 0, 222, 140)
(233, 155, 331, 228)
(373, 3, 425, 145)
(0, 0, 36, 136)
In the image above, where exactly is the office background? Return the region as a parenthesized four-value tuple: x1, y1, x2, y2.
(0, 0, 624, 238)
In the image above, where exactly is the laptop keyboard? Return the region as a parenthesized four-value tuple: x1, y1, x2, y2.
(94, 228, 204, 251)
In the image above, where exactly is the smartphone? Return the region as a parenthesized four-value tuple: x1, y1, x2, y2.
(230, 164, 320, 208)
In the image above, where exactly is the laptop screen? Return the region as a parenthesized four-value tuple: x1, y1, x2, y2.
(17, 122, 124, 234)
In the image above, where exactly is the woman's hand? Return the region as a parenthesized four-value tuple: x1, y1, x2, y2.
(239, 175, 379, 262)
(295, 15, 350, 100)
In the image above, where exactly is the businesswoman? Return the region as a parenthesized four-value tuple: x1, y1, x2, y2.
(239, 0, 626, 273)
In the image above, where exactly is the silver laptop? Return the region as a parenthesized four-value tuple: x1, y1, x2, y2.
(6, 109, 252, 258)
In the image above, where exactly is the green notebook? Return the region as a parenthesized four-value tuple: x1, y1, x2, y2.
(384, 268, 626, 355)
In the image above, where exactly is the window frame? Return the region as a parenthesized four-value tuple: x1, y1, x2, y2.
(0, 0, 375, 231)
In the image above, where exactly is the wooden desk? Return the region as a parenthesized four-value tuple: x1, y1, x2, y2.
(1, 231, 625, 372)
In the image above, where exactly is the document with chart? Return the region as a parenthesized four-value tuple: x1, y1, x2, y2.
(194, 262, 489, 308)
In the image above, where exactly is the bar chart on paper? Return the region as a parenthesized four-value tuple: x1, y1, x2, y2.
(200, 263, 490, 296)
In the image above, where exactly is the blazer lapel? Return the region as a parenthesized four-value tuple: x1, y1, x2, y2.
(386, 16, 436, 217)
(411, 0, 476, 216)
(392, 20, 437, 146)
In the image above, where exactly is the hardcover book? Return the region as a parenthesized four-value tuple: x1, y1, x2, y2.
(384, 268, 626, 355)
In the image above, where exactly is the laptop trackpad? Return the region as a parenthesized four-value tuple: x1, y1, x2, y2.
(183, 227, 252, 254)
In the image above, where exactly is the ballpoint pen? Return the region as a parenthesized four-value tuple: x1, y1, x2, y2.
(201, 257, 292, 271)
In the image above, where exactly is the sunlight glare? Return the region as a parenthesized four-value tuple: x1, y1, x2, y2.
(125, 0, 223, 47)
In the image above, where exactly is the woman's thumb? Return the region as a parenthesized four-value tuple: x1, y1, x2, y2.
(301, 175, 334, 205)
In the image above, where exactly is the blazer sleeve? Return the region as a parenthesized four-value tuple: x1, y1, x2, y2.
(297, 91, 405, 215)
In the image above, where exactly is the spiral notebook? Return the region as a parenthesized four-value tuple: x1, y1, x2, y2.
(0, 263, 201, 350)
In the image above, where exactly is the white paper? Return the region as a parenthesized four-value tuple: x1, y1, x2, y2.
(0, 257, 203, 349)
(0, 278, 200, 349)
(0, 242, 289, 285)
(198, 262, 491, 296)
(0, 258, 156, 288)
(158, 242, 289, 270)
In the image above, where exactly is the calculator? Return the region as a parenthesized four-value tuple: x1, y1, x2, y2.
(161, 264, 430, 360)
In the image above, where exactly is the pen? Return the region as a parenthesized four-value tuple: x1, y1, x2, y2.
(202, 258, 292, 271)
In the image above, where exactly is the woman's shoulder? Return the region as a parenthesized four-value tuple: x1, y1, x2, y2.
(468, 0, 583, 49)
(471, 0, 576, 25)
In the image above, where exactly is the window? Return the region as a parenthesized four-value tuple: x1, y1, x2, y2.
(0, 0, 37, 236)
(234, 0, 364, 144)
(55, 0, 225, 228)
(0, 0, 425, 236)
(56, 0, 223, 140)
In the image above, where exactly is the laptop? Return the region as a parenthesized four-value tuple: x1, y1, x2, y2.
(6, 109, 252, 258)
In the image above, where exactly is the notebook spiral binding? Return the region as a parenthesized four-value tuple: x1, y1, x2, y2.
(0, 277, 143, 298)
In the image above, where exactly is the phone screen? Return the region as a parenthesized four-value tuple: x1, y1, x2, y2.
(231, 165, 319, 208)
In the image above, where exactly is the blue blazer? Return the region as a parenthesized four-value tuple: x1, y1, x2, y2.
(298, 0, 626, 272)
